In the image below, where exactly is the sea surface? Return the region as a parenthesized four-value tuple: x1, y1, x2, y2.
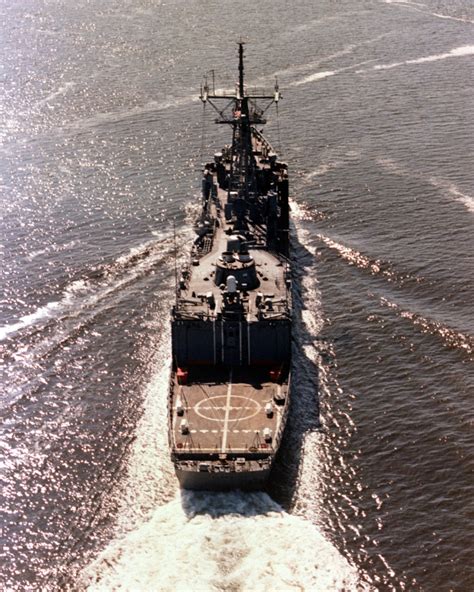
(1, 0, 473, 590)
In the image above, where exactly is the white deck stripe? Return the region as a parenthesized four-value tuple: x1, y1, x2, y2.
(221, 369, 233, 452)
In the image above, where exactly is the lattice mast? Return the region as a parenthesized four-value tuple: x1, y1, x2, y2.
(200, 42, 281, 201)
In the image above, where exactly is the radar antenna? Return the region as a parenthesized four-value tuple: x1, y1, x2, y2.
(199, 42, 282, 201)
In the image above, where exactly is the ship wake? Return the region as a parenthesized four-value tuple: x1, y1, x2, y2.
(0, 235, 176, 343)
(81, 491, 359, 592)
(76, 219, 364, 591)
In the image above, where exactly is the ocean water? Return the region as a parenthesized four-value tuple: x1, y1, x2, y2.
(1, 0, 473, 590)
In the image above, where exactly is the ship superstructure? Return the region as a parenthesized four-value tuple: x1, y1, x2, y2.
(168, 43, 291, 489)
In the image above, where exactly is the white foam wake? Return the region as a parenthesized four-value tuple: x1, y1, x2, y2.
(383, 0, 426, 6)
(0, 301, 62, 341)
(77, 213, 362, 591)
(382, 0, 474, 24)
(81, 492, 359, 592)
(290, 60, 377, 87)
(80, 356, 361, 591)
(429, 178, 474, 213)
(431, 12, 474, 24)
(377, 157, 474, 214)
(246, 35, 388, 89)
(35, 81, 76, 107)
(287, 35, 389, 87)
(0, 235, 174, 342)
(0, 277, 93, 343)
(66, 95, 198, 131)
(291, 70, 336, 86)
(357, 45, 474, 72)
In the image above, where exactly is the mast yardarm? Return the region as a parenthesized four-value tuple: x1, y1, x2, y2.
(200, 42, 281, 200)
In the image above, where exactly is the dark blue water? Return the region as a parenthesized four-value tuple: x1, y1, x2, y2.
(1, 0, 473, 590)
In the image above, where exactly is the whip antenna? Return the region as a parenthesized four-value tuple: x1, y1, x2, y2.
(173, 220, 178, 305)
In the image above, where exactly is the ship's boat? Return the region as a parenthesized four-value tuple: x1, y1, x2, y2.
(168, 43, 291, 490)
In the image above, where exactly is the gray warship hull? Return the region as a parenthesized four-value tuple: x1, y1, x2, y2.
(176, 466, 270, 491)
(168, 44, 292, 490)
(174, 413, 273, 492)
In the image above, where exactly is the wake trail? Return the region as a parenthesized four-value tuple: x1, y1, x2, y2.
(288, 214, 399, 588)
(275, 43, 474, 86)
(246, 34, 389, 90)
(377, 157, 474, 214)
(77, 214, 366, 591)
(356, 45, 474, 74)
(64, 95, 199, 133)
(428, 179, 474, 214)
(316, 235, 473, 357)
(80, 492, 360, 592)
(318, 234, 422, 286)
(378, 296, 474, 356)
(0, 235, 178, 346)
(34, 82, 76, 108)
(382, 0, 474, 24)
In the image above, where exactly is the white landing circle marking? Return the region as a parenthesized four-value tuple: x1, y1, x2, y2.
(194, 395, 261, 422)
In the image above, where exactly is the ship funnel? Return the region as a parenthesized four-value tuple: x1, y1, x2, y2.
(226, 275, 237, 293)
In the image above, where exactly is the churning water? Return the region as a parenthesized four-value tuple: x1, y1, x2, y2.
(1, 0, 473, 590)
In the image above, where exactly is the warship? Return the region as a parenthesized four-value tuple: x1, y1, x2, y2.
(168, 43, 291, 490)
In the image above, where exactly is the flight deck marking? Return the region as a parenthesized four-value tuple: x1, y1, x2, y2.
(221, 369, 233, 452)
(194, 395, 260, 422)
